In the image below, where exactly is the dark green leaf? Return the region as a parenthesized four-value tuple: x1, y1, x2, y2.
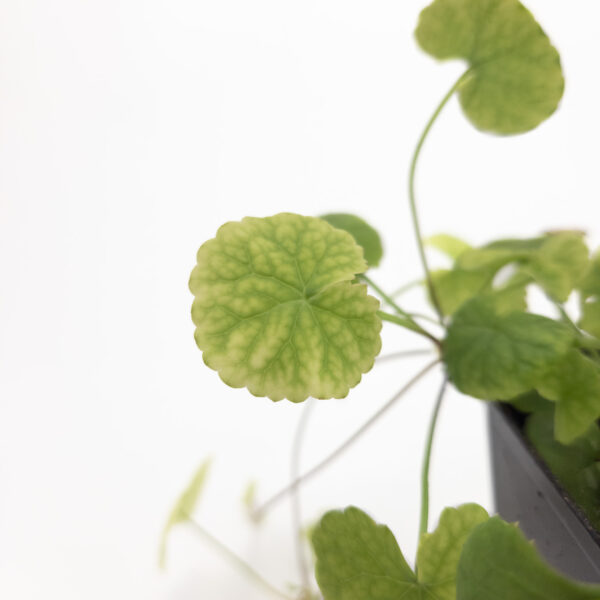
(320, 213, 384, 268)
(415, 0, 564, 134)
(456, 517, 600, 599)
(444, 297, 573, 400)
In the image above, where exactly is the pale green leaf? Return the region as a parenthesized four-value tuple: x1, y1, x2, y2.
(444, 297, 573, 400)
(456, 517, 600, 599)
(320, 213, 383, 268)
(417, 504, 489, 600)
(312, 507, 417, 600)
(189, 213, 382, 402)
(536, 349, 600, 444)
(415, 0, 564, 134)
(426, 234, 472, 260)
(580, 301, 600, 339)
(159, 459, 212, 569)
(526, 409, 600, 530)
(457, 233, 588, 302)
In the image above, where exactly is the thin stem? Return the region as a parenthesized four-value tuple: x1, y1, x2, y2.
(407, 312, 443, 327)
(408, 71, 470, 324)
(376, 348, 434, 364)
(359, 274, 412, 317)
(418, 375, 449, 544)
(291, 399, 315, 591)
(252, 359, 440, 521)
(187, 518, 294, 600)
(378, 310, 441, 349)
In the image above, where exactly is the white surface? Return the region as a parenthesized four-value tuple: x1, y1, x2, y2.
(1, 1, 599, 598)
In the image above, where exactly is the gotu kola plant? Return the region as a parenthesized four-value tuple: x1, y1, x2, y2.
(162, 0, 600, 598)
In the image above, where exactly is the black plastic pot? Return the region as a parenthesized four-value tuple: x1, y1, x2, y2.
(489, 403, 600, 583)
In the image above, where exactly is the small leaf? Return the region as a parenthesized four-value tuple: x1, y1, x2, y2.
(320, 213, 384, 268)
(426, 233, 472, 260)
(509, 390, 552, 414)
(580, 301, 600, 339)
(312, 507, 417, 600)
(159, 459, 212, 569)
(536, 349, 600, 444)
(526, 409, 600, 530)
(415, 0, 564, 134)
(444, 297, 573, 400)
(417, 504, 489, 600)
(456, 517, 600, 599)
(190, 213, 382, 402)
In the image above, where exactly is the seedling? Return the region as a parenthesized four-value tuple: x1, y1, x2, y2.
(163, 0, 600, 597)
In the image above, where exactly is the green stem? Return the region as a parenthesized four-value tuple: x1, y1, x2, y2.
(378, 310, 441, 349)
(252, 359, 440, 521)
(391, 278, 423, 298)
(408, 72, 470, 325)
(187, 519, 294, 600)
(418, 375, 449, 545)
(555, 302, 582, 337)
(359, 274, 413, 317)
(290, 399, 314, 591)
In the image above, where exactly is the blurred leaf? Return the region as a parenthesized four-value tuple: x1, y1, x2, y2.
(159, 459, 212, 569)
(415, 0, 564, 134)
(312, 504, 488, 600)
(444, 297, 573, 400)
(320, 213, 383, 268)
(580, 252, 600, 299)
(190, 213, 382, 402)
(456, 517, 600, 599)
(536, 350, 600, 444)
(426, 234, 471, 260)
(416, 504, 489, 600)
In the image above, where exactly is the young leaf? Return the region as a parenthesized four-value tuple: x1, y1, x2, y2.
(456, 517, 600, 599)
(189, 213, 382, 402)
(312, 504, 489, 600)
(416, 504, 489, 600)
(320, 213, 383, 268)
(426, 234, 471, 260)
(431, 268, 492, 316)
(536, 349, 600, 444)
(312, 507, 417, 600)
(415, 0, 564, 134)
(526, 409, 600, 530)
(580, 301, 600, 339)
(444, 297, 573, 400)
(159, 459, 212, 568)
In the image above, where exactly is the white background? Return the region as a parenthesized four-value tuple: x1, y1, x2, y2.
(1, 1, 599, 598)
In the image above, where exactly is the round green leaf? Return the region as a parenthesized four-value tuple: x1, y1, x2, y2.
(320, 213, 383, 268)
(415, 0, 564, 134)
(189, 213, 382, 403)
(444, 297, 573, 400)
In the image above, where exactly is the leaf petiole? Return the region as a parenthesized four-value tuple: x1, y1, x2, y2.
(408, 70, 471, 325)
(378, 310, 442, 349)
(252, 359, 441, 521)
(186, 517, 295, 600)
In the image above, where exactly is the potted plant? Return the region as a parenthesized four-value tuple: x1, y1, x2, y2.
(161, 0, 600, 597)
